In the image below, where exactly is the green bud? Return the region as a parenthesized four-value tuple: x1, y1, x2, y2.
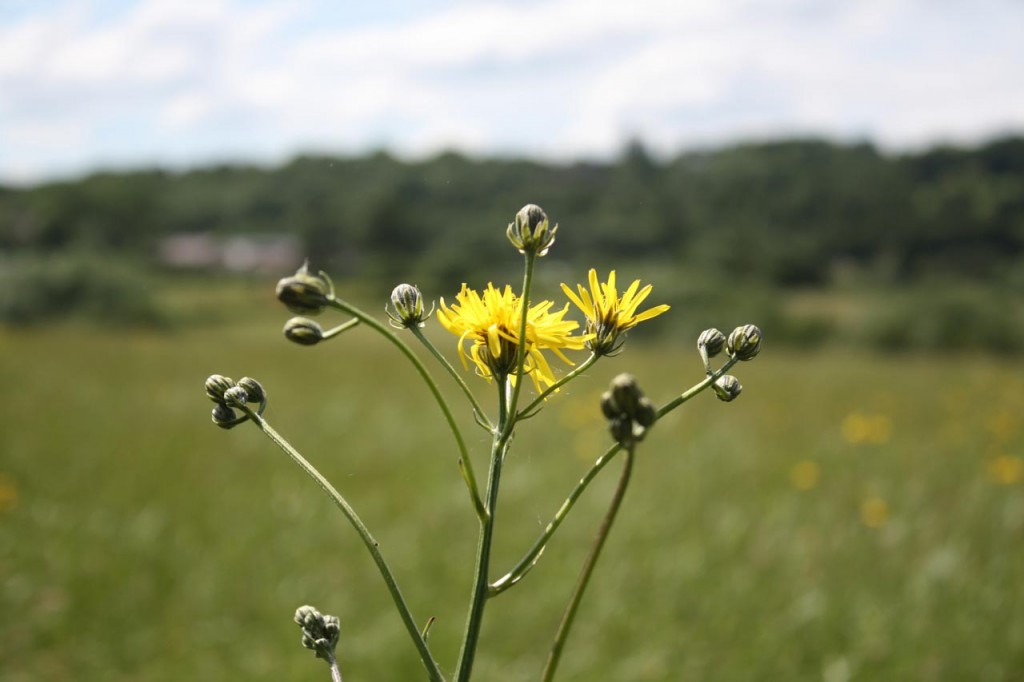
(602, 374, 654, 446)
(276, 262, 333, 315)
(609, 373, 642, 418)
(223, 385, 249, 407)
(506, 203, 557, 256)
(284, 317, 325, 346)
(387, 283, 432, 328)
(600, 391, 619, 420)
(726, 324, 762, 361)
(712, 374, 743, 402)
(237, 377, 266, 404)
(698, 328, 726, 357)
(294, 605, 340, 662)
(205, 374, 235, 403)
(609, 416, 634, 446)
(635, 397, 657, 428)
(212, 402, 241, 429)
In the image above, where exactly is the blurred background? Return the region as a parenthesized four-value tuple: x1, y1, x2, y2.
(2, 1, 1023, 680)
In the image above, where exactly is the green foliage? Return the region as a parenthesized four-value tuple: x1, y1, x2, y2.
(2, 322, 1023, 680)
(2, 136, 1023, 351)
(3, 137, 1023, 287)
(863, 284, 1024, 354)
(0, 252, 166, 326)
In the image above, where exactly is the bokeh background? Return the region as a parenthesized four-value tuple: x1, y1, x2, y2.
(2, 1, 1023, 680)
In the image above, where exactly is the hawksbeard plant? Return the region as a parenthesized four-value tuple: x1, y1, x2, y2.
(204, 204, 762, 681)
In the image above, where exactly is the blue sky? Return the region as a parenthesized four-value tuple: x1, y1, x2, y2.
(1, 0, 1022, 184)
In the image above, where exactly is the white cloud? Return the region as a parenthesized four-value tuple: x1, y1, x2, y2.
(1, 0, 1023, 183)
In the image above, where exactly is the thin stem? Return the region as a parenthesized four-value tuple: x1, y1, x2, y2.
(454, 378, 510, 682)
(516, 353, 598, 419)
(492, 357, 741, 595)
(410, 325, 492, 430)
(501, 252, 536, 440)
(328, 298, 485, 519)
(329, 659, 343, 682)
(490, 442, 621, 595)
(656, 357, 740, 419)
(322, 318, 360, 340)
(541, 446, 635, 682)
(238, 407, 445, 682)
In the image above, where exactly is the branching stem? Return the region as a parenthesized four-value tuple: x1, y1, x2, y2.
(238, 407, 445, 682)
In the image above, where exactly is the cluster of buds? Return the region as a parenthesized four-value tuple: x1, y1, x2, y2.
(205, 374, 267, 428)
(600, 374, 657, 447)
(506, 203, 557, 257)
(294, 605, 341, 664)
(697, 324, 762, 402)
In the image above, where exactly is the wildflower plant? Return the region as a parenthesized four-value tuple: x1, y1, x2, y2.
(203, 203, 762, 681)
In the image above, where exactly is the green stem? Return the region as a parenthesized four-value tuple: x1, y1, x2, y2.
(501, 252, 536, 440)
(329, 659, 343, 682)
(492, 357, 741, 595)
(239, 407, 445, 682)
(328, 298, 485, 519)
(410, 325, 492, 430)
(516, 353, 598, 419)
(490, 441, 620, 595)
(541, 445, 635, 682)
(454, 378, 511, 682)
(657, 357, 739, 419)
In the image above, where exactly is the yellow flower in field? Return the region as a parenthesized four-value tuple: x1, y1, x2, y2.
(987, 455, 1023, 485)
(860, 497, 889, 528)
(841, 412, 892, 445)
(560, 269, 670, 356)
(790, 460, 820, 491)
(0, 473, 18, 513)
(437, 283, 587, 391)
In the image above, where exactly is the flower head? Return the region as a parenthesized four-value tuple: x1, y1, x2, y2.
(561, 269, 670, 356)
(437, 283, 586, 391)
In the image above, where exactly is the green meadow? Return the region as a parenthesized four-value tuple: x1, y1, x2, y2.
(2, 285, 1023, 681)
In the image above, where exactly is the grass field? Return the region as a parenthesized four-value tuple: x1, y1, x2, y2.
(2, 291, 1023, 680)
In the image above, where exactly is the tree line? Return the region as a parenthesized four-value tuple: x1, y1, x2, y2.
(2, 135, 1022, 289)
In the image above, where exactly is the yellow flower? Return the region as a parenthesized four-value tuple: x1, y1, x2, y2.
(560, 269, 670, 355)
(437, 283, 587, 391)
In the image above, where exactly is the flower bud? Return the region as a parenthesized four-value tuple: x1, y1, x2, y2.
(698, 328, 726, 357)
(284, 317, 325, 346)
(609, 373, 642, 418)
(609, 416, 634, 446)
(712, 374, 743, 402)
(506, 203, 557, 256)
(205, 374, 235, 403)
(276, 262, 333, 315)
(294, 605, 340, 662)
(635, 397, 657, 428)
(726, 324, 762, 361)
(212, 402, 240, 429)
(237, 377, 266, 404)
(223, 385, 249, 407)
(600, 391, 619, 420)
(387, 283, 432, 328)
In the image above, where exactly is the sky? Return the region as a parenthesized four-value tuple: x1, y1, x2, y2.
(1, 0, 1023, 184)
